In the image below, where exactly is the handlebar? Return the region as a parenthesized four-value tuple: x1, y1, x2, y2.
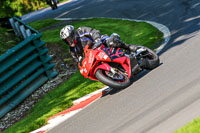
(114, 38, 125, 46)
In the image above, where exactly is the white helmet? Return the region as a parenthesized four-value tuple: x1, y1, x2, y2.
(60, 25, 75, 45)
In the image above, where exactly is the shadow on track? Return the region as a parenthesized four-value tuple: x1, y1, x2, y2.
(101, 64, 161, 96)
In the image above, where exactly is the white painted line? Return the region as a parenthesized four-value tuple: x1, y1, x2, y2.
(145, 21, 170, 54)
(73, 86, 111, 105)
(31, 86, 112, 133)
(56, 6, 84, 18)
(30, 109, 81, 133)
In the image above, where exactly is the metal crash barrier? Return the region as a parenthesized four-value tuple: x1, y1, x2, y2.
(9, 17, 39, 39)
(0, 17, 58, 118)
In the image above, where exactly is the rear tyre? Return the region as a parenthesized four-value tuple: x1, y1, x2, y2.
(95, 69, 131, 89)
(129, 44, 160, 70)
(143, 47, 160, 70)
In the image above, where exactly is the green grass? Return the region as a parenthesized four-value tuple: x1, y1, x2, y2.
(174, 117, 200, 133)
(0, 18, 163, 55)
(3, 18, 163, 133)
(40, 18, 163, 49)
(28, 19, 61, 31)
(4, 72, 105, 133)
(72, 18, 163, 48)
(0, 27, 21, 56)
(38, 18, 163, 54)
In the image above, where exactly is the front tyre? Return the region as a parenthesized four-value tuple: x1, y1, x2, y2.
(95, 69, 131, 89)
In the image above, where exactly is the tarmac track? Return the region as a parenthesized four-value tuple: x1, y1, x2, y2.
(22, 0, 200, 132)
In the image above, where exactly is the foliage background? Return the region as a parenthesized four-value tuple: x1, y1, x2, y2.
(0, 0, 67, 18)
(0, 0, 46, 18)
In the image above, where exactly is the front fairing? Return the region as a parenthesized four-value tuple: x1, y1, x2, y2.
(79, 46, 97, 78)
(79, 46, 133, 80)
(94, 48, 132, 78)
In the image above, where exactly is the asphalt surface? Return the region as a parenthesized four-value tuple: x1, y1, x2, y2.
(23, 0, 200, 133)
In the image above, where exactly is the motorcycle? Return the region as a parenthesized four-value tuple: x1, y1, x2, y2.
(47, 0, 58, 10)
(78, 43, 160, 89)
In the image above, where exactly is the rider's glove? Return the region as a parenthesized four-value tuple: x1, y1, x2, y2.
(78, 56, 84, 66)
(92, 39, 102, 50)
(106, 33, 123, 48)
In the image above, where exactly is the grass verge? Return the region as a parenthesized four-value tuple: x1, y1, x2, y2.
(174, 117, 200, 133)
(28, 19, 61, 31)
(4, 72, 105, 133)
(40, 18, 163, 49)
(3, 18, 163, 133)
(0, 27, 21, 56)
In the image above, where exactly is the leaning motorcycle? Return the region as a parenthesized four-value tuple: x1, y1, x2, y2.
(78, 44, 159, 89)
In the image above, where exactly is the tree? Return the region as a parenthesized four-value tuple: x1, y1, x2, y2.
(0, 0, 15, 18)
(0, 0, 48, 18)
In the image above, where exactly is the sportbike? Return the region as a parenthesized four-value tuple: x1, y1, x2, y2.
(78, 43, 159, 89)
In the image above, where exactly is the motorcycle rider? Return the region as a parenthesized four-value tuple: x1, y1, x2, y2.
(46, 0, 58, 10)
(60, 25, 138, 65)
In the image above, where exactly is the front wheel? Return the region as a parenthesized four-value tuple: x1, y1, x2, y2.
(95, 69, 131, 89)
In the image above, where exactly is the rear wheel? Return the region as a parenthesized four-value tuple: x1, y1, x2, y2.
(95, 69, 131, 89)
(138, 46, 160, 70)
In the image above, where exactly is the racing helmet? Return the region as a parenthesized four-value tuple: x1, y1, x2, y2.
(60, 25, 75, 45)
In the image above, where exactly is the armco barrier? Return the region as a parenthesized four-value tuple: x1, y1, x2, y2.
(0, 17, 58, 118)
(9, 17, 39, 39)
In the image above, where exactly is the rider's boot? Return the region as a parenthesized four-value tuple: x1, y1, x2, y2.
(129, 45, 147, 55)
(128, 45, 138, 52)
